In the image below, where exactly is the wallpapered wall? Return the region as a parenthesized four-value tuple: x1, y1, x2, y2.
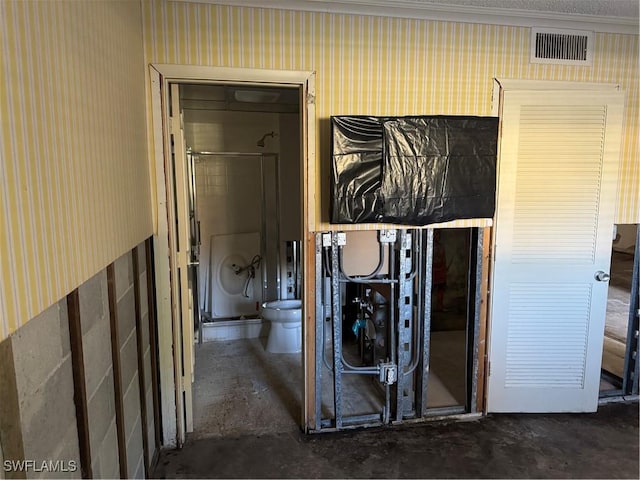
(0, 1, 153, 340)
(142, 1, 638, 231)
(0, 0, 637, 341)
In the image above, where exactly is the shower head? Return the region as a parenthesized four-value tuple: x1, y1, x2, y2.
(257, 131, 277, 147)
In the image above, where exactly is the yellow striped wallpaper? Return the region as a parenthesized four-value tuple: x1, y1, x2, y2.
(142, 1, 639, 231)
(0, 1, 153, 341)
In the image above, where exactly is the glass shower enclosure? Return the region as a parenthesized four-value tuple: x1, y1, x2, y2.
(186, 150, 281, 339)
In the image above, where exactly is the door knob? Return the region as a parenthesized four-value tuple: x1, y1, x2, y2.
(594, 271, 610, 282)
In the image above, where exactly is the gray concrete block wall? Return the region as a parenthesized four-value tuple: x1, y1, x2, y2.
(0, 240, 158, 480)
(8, 300, 81, 479)
(115, 250, 146, 479)
(97, 423, 119, 478)
(137, 243, 157, 466)
(0, 335, 23, 480)
(78, 270, 120, 479)
(144, 355, 155, 467)
(1, 436, 5, 479)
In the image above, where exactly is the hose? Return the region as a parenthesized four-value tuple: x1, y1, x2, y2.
(236, 255, 262, 298)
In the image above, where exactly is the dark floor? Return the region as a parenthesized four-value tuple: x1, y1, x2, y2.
(153, 401, 639, 479)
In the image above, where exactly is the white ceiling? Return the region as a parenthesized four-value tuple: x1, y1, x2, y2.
(181, 0, 639, 33)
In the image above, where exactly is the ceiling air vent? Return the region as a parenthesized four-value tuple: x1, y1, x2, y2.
(531, 28, 594, 66)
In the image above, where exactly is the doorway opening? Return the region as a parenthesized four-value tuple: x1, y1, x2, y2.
(312, 227, 483, 431)
(600, 224, 639, 397)
(177, 82, 304, 438)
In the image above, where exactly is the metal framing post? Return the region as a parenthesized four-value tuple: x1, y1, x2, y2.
(395, 230, 414, 421)
(314, 233, 324, 429)
(331, 232, 344, 429)
(416, 229, 434, 416)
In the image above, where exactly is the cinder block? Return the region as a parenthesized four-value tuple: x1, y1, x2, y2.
(117, 289, 136, 347)
(141, 312, 150, 355)
(126, 416, 144, 479)
(145, 392, 156, 463)
(136, 243, 146, 276)
(83, 316, 113, 399)
(58, 300, 70, 357)
(90, 456, 100, 479)
(122, 374, 141, 441)
(139, 274, 148, 318)
(114, 251, 134, 302)
(134, 453, 144, 480)
(0, 437, 5, 480)
(11, 301, 69, 403)
(19, 356, 78, 467)
(87, 372, 116, 459)
(78, 270, 108, 334)
(0, 336, 24, 470)
(30, 423, 81, 479)
(143, 351, 152, 393)
(56, 424, 81, 479)
(119, 333, 138, 394)
(96, 421, 119, 480)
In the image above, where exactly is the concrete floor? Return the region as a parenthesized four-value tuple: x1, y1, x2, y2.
(192, 337, 301, 439)
(154, 401, 639, 479)
(172, 248, 638, 477)
(191, 329, 467, 440)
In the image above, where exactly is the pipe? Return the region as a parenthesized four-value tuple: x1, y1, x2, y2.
(405, 230, 424, 376)
(389, 238, 397, 364)
(256, 131, 277, 147)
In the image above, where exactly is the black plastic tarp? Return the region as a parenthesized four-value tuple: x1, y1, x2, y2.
(331, 115, 499, 225)
(331, 116, 385, 223)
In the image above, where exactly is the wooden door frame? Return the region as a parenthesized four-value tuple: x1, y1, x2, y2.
(148, 65, 316, 446)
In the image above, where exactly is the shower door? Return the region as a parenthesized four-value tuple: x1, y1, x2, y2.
(261, 153, 281, 303)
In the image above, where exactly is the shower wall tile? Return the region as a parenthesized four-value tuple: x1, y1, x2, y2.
(186, 110, 284, 313)
(183, 110, 280, 154)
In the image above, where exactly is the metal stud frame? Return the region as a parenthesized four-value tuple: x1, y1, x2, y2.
(312, 228, 485, 432)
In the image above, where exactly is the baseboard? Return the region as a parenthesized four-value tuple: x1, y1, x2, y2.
(201, 318, 267, 342)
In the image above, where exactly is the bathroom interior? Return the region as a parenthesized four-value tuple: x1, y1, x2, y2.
(180, 83, 478, 437)
(179, 83, 306, 438)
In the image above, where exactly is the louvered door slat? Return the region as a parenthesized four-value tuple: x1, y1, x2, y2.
(488, 86, 624, 413)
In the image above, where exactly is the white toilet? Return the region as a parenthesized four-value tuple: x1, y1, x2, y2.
(261, 299, 302, 353)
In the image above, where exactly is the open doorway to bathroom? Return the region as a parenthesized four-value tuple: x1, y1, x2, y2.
(178, 83, 304, 439)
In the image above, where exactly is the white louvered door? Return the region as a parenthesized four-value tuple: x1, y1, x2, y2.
(170, 83, 194, 439)
(487, 86, 624, 412)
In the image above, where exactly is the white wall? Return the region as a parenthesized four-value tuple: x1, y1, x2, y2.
(278, 113, 302, 242)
